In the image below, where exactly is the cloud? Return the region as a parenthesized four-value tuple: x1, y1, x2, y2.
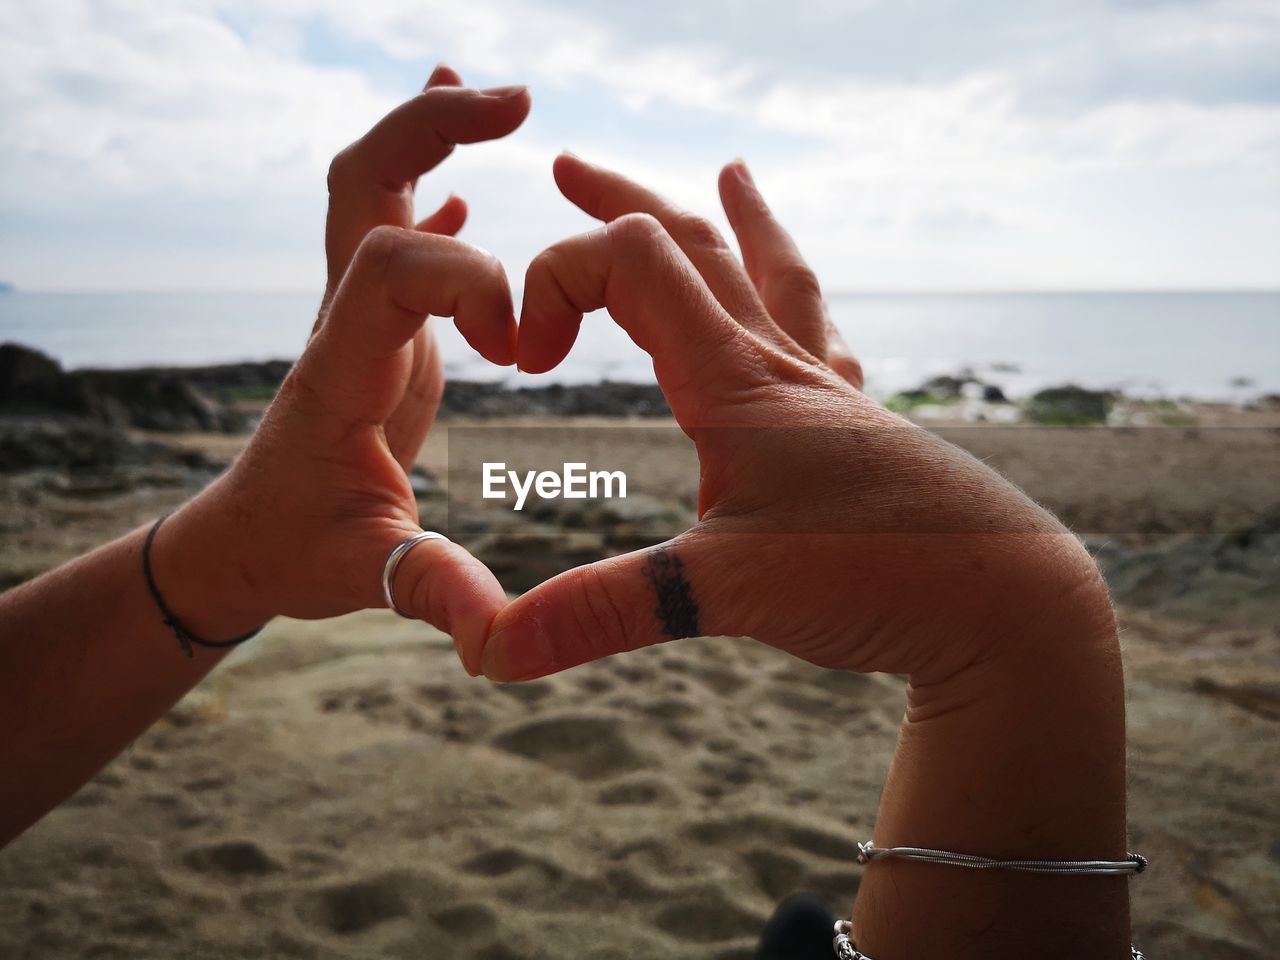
(0, 0, 1276, 291)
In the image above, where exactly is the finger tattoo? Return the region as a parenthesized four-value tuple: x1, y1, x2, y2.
(642, 546, 700, 639)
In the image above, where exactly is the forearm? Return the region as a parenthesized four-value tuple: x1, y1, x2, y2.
(0, 487, 268, 845)
(853, 565, 1130, 958)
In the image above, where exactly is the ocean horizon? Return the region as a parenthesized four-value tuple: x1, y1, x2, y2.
(1, 289, 1277, 402)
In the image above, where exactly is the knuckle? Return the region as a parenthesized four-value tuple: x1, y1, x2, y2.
(527, 246, 556, 275)
(610, 212, 665, 247)
(773, 262, 823, 302)
(417, 86, 453, 107)
(356, 224, 411, 271)
(409, 563, 442, 627)
(570, 565, 635, 657)
(672, 212, 725, 250)
(477, 246, 506, 279)
(326, 144, 360, 192)
(526, 246, 561, 286)
(831, 354, 864, 389)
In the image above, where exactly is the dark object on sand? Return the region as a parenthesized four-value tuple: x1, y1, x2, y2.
(755, 893, 835, 960)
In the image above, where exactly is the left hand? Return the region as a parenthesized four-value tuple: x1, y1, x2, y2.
(468, 154, 1111, 685)
(319, 64, 531, 469)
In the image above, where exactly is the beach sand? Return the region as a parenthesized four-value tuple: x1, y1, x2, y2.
(1, 413, 1278, 958)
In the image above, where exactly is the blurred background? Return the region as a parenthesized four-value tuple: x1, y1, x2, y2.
(1, 4, 1278, 960)
(0, 0, 1277, 397)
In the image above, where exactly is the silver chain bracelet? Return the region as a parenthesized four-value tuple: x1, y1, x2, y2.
(832, 840, 1150, 958)
(857, 840, 1148, 876)
(833, 920, 1147, 959)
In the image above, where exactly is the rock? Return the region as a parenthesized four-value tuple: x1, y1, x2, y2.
(1090, 511, 1280, 628)
(1191, 678, 1280, 721)
(0, 343, 83, 412)
(408, 465, 443, 499)
(0, 419, 222, 490)
(439, 380, 670, 418)
(470, 526, 609, 593)
(916, 374, 969, 400)
(0, 343, 249, 432)
(158, 360, 292, 402)
(524, 492, 693, 551)
(0, 418, 137, 472)
(3, 344, 678, 425)
(1025, 384, 1115, 425)
(77, 370, 244, 432)
(891, 372, 1009, 413)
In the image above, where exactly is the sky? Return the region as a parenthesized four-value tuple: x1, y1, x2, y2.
(0, 0, 1277, 293)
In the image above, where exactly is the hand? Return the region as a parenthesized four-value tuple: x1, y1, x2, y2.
(473, 154, 1114, 683)
(153, 69, 533, 656)
(320, 65, 531, 470)
(160, 226, 516, 654)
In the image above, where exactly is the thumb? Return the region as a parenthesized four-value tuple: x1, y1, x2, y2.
(380, 530, 507, 676)
(475, 533, 713, 682)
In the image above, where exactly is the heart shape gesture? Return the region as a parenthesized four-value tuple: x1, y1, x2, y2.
(179, 65, 1115, 718)
(1, 66, 1131, 956)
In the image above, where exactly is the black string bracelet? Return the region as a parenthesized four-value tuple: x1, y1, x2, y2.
(142, 513, 262, 658)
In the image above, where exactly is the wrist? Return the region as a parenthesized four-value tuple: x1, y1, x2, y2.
(853, 564, 1130, 957)
(880, 535, 1126, 851)
(147, 477, 279, 644)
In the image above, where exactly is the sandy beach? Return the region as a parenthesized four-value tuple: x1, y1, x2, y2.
(1, 356, 1278, 958)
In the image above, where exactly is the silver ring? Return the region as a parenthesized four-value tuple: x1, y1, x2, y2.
(381, 531, 449, 618)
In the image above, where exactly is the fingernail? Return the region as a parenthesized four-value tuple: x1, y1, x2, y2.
(731, 158, 755, 188)
(481, 85, 528, 99)
(482, 618, 554, 681)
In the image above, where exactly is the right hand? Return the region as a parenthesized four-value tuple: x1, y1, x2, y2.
(471, 154, 1114, 685)
(158, 62, 537, 656)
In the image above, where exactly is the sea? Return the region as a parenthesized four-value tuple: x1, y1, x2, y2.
(1, 290, 1276, 402)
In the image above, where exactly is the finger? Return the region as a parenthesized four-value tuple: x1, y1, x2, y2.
(383, 533, 505, 677)
(517, 214, 758, 411)
(552, 153, 771, 332)
(476, 536, 711, 682)
(415, 194, 468, 236)
(718, 160, 829, 358)
(324, 83, 531, 283)
(334, 85, 531, 189)
(307, 227, 515, 421)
